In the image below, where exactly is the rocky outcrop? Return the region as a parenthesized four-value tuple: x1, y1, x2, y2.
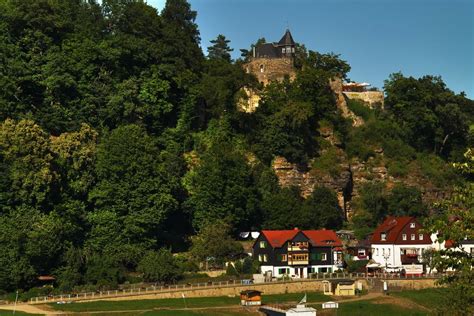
(329, 78, 364, 127)
(272, 156, 353, 218)
(272, 143, 449, 221)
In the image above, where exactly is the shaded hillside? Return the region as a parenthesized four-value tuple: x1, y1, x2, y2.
(0, 0, 472, 293)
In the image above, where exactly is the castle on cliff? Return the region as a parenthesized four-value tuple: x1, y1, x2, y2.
(240, 29, 384, 113)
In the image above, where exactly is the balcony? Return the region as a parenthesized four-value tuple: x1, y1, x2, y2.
(288, 242, 309, 252)
(288, 254, 309, 265)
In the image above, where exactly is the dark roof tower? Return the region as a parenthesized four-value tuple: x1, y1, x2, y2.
(278, 29, 296, 46)
(254, 29, 296, 59)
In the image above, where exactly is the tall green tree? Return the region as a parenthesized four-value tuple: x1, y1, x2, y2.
(301, 187, 344, 229)
(87, 125, 178, 265)
(426, 148, 474, 315)
(207, 34, 233, 62)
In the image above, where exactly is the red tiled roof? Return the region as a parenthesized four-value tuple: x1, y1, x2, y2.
(445, 239, 454, 248)
(303, 229, 343, 247)
(261, 229, 299, 248)
(370, 216, 430, 244)
(260, 229, 342, 248)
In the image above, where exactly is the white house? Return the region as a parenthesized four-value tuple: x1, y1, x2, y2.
(370, 216, 432, 274)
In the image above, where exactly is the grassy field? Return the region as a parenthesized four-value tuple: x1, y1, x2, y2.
(0, 310, 41, 316)
(48, 291, 327, 313)
(392, 287, 448, 310)
(321, 300, 427, 316)
(25, 288, 450, 315)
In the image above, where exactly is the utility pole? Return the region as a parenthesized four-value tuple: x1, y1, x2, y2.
(13, 290, 18, 315)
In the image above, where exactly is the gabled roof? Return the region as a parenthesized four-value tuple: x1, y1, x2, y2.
(277, 29, 295, 46)
(370, 216, 426, 244)
(304, 229, 343, 247)
(261, 229, 299, 247)
(260, 229, 342, 248)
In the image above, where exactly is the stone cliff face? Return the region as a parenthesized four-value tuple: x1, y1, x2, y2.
(272, 140, 448, 221)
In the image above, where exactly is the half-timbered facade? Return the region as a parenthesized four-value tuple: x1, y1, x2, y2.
(252, 228, 343, 278)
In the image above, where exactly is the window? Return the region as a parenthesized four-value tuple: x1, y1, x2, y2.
(281, 254, 287, 262)
(259, 64, 264, 73)
(278, 268, 289, 275)
(263, 254, 267, 262)
(419, 234, 424, 241)
(402, 234, 407, 241)
(259, 241, 266, 248)
(308, 267, 316, 274)
(410, 222, 415, 228)
(382, 248, 385, 256)
(358, 249, 366, 256)
(376, 248, 379, 255)
(388, 248, 391, 256)
(291, 47, 295, 53)
(321, 253, 327, 261)
(381, 233, 386, 241)
(471, 248, 474, 255)
(258, 254, 267, 262)
(282, 47, 286, 53)
(411, 234, 416, 241)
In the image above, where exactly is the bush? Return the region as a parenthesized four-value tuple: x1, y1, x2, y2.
(226, 264, 239, 276)
(137, 249, 183, 284)
(346, 98, 373, 121)
(346, 259, 369, 273)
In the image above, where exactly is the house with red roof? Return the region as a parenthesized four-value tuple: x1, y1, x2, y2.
(252, 228, 343, 278)
(370, 216, 432, 274)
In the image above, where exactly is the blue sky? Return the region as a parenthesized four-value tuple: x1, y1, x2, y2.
(149, 0, 474, 98)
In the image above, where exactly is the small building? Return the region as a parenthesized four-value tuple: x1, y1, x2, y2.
(240, 290, 262, 306)
(322, 280, 356, 296)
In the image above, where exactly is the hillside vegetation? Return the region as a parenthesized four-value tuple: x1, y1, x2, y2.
(0, 0, 473, 295)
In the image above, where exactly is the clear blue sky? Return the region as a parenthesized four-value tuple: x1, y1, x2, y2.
(149, 0, 474, 98)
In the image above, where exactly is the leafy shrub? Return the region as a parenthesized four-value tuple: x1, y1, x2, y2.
(311, 147, 343, 177)
(346, 98, 373, 121)
(137, 249, 183, 284)
(346, 259, 369, 273)
(387, 159, 410, 177)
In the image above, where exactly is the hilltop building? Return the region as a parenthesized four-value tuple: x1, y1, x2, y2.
(240, 29, 384, 115)
(240, 30, 297, 112)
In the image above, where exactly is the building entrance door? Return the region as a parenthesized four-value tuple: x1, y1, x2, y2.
(299, 268, 305, 278)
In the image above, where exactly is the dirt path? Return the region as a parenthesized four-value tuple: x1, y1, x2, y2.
(0, 303, 62, 315)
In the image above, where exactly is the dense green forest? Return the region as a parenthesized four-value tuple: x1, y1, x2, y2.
(0, 0, 473, 295)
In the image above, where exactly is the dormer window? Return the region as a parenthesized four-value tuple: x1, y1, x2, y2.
(381, 233, 386, 241)
(410, 222, 415, 228)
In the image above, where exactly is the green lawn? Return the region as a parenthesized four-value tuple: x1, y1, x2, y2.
(48, 291, 327, 313)
(392, 287, 448, 310)
(331, 300, 427, 316)
(0, 310, 41, 316)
